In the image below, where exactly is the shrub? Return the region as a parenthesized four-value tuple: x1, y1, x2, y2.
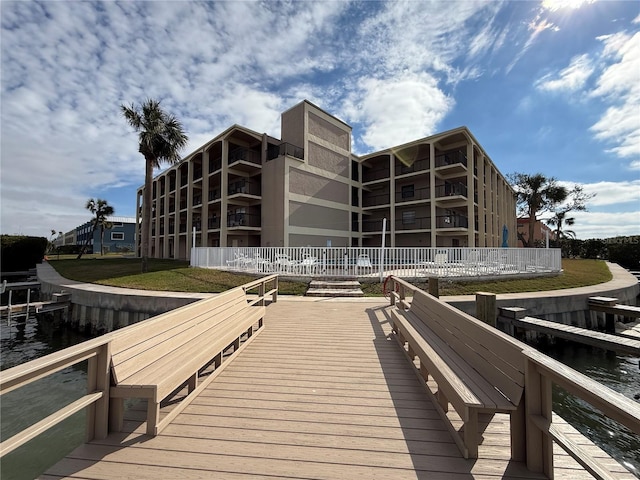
(0, 235, 48, 272)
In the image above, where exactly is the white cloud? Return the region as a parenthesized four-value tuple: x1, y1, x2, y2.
(343, 74, 453, 152)
(589, 32, 640, 162)
(571, 210, 640, 239)
(559, 180, 640, 207)
(535, 54, 595, 92)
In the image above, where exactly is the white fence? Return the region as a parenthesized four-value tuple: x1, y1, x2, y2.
(191, 247, 562, 280)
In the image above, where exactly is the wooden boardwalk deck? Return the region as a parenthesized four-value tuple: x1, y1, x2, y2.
(42, 299, 634, 479)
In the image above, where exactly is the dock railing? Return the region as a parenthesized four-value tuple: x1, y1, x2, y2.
(0, 275, 278, 461)
(385, 276, 640, 479)
(191, 246, 561, 279)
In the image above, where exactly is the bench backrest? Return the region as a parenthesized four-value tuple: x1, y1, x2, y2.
(410, 290, 525, 405)
(110, 287, 249, 384)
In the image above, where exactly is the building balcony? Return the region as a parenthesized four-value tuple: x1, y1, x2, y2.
(208, 217, 221, 230)
(267, 142, 304, 161)
(362, 192, 390, 208)
(434, 183, 468, 205)
(395, 186, 430, 203)
(396, 216, 431, 231)
(208, 190, 221, 202)
(436, 214, 468, 229)
(396, 158, 429, 176)
(362, 218, 386, 233)
(209, 158, 222, 173)
(228, 148, 261, 173)
(227, 213, 261, 228)
(435, 150, 467, 176)
(362, 168, 390, 184)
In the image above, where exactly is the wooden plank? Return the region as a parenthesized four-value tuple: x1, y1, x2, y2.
(506, 316, 640, 356)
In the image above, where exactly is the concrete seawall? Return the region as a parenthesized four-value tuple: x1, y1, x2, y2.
(444, 262, 639, 329)
(37, 261, 638, 336)
(37, 262, 213, 335)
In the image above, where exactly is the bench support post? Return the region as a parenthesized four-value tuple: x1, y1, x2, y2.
(147, 399, 160, 436)
(109, 397, 125, 433)
(463, 408, 479, 459)
(525, 358, 554, 477)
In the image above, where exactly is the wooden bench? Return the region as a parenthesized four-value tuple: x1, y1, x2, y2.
(109, 286, 266, 436)
(391, 289, 526, 459)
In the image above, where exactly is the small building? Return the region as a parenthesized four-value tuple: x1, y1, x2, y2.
(516, 217, 555, 247)
(56, 216, 137, 254)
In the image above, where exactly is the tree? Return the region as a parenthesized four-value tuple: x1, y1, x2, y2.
(509, 173, 594, 247)
(98, 219, 113, 256)
(546, 210, 576, 241)
(77, 198, 115, 259)
(121, 99, 188, 273)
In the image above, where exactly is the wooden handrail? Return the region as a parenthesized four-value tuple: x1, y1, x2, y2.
(0, 337, 112, 458)
(0, 276, 279, 461)
(387, 278, 640, 477)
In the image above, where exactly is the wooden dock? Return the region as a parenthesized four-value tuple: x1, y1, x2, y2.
(499, 314, 640, 356)
(41, 299, 634, 479)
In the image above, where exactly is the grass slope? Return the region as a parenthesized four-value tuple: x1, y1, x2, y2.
(48, 257, 611, 297)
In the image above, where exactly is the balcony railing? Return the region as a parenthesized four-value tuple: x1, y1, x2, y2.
(208, 217, 221, 229)
(396, 158, 429, 175)
(209, 158, 222, 173)
(229, 148, 261, 166)
(228, 181, 261, 196)
(193, 168, 202, 181)
(362, 219, 385, 232)
(435, 182, 467, 198)
(395, 186, 430, 203)
(267, 142, 304, 161)
(362, 192, 390, 208)
(436, 214, 468, 229)
(396, 216, 431, 230)
(362, 167, 390, 183)
(227, 213, 261, 228)
(193, 195, 202, 206)
(435, 150, 467, 168)
(208, 190, 221, 202)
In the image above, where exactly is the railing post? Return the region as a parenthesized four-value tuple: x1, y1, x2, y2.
(475, 292, 496, 327)
(428, 277, 439, 298)
(524, 357, 554, 477)
(86, 342, 111, 441)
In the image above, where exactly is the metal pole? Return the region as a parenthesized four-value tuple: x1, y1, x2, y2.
(380, 218, 387, 282)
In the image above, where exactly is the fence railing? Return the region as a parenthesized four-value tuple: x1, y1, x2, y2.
(191, 247, 562, 279)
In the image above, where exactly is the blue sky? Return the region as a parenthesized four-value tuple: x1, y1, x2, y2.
(1, 0, 638, 240)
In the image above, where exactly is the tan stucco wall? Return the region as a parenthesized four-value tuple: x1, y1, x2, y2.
(308, 142, 350, 177)
(289, 168, 349, 204)
(308, 112, 350, 151)
(289, 201, 349, 230)
(281, 103, 305, 151)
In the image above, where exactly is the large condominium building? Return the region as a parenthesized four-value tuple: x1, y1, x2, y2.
(137, 100, 516, 260)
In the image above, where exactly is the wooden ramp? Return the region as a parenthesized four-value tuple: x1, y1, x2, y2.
(43, 299, 633, 479)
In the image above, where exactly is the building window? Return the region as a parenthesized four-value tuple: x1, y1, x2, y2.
(402, 211, 416, 225)
(401, 184, 415, 199)
(111, 232, 125, 241)
(112, 222, 123, 227)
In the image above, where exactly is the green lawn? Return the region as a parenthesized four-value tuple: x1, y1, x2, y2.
(47, 257, 611, 297)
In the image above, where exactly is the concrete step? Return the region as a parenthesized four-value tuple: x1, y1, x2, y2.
(306, 278, 364, 297)
(305, 288, 364, 297)
(309, 280, 361, 289)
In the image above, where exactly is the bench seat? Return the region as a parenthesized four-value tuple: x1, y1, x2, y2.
(392, 289, 526, 459)
(109, 287, 265, 435)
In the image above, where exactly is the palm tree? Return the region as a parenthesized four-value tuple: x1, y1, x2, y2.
(98, 219, 114, 256)
(509, 173, 568, 247)
(547, 210, 577, 241)
(77, 198, 115, 259)
(121, 99, 188, 273)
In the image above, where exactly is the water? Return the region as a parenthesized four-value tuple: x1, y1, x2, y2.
(1, 316, 639, 478)
(538, 340, 640, 477)
(1, 316, 89, 480)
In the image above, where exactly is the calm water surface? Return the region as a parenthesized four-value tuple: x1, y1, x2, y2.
(1, 316, 639, 478)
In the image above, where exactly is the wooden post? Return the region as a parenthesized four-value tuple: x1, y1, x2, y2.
(428, 277, 439, 298)
(476, 292, 496, 327)
(87, 342, 111, 440)
(524, 358, 554, 477)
